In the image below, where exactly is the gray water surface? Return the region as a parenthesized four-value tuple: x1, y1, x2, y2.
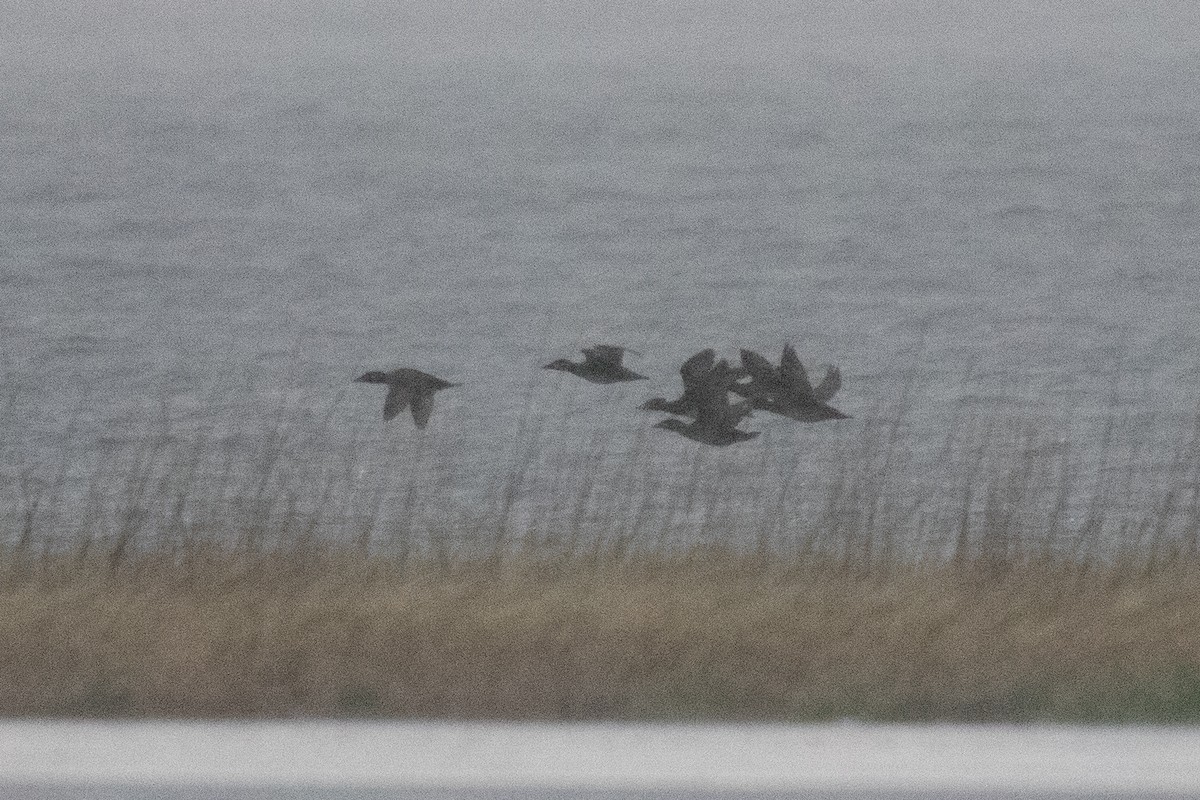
(4, 2, 1200, 552)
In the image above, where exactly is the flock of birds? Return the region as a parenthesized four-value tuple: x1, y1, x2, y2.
(354, 344, 849, 446)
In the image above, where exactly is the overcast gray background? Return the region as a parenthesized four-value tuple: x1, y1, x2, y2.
(3, 1, 1200, 550)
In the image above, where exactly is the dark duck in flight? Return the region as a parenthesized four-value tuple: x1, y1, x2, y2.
(733, 344, 849, 422)
(640, 348, 748, 420)
(653, 410, 760, 446)
(645, 348, 758, 446)
(544, 345, 648, 384)
(354, 368, 459, 428)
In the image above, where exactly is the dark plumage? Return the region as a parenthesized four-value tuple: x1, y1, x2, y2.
(645, 348, 759, 445)
(653, 417, 760, 446)
(353, 368, 459, 428)
(734, 344, 849, 422)
(640, 348, 750, 425)
(544, 345, 648, 384)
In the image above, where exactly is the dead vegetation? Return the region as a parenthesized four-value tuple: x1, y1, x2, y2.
(2, 382, 1200, 720)
(0, 537, 1198, 720)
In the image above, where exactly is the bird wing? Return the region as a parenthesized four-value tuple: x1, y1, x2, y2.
(739, 349, 778, 383)
(779, 344, 815, 396)
(382, 383, 412, 421)
(679, 348, 716, 386)
(692, 384, 752, 429)
(813, 365, 842, 402)
(681, 351, 731, 413)
(737, 349, 783, 402)
(409, 391, 436, 429)
(583, 345, 626, 368)
(712, 359, 746, 385)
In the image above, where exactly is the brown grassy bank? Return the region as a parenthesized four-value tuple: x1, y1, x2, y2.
(5, 378, 1200, 720)
(2, 542, 1199, 722)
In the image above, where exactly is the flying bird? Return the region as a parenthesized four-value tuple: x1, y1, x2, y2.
(734, 344, 849, 422)
(353, 368, 459, 428)
(645, 348, 759, 445)
(543, 345, 648, 383)
(640, 348, 749, 425)
(652, 416, 760, 446)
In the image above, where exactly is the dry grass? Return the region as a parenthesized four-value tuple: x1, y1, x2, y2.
(3, 378, 1200, 720)
(1, 541, 1200, 721)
